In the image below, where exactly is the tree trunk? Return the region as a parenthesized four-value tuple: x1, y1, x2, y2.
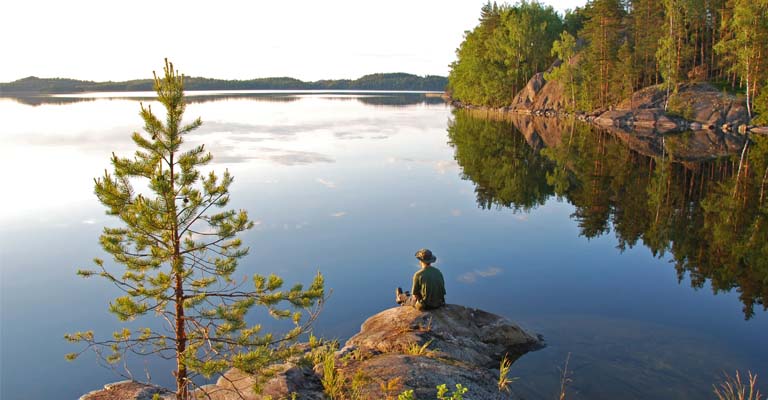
(745, 52, 752, 119)
(169, 150, 188, 400)
(733, 136, 750, 199)
(175, 272, 187, 399)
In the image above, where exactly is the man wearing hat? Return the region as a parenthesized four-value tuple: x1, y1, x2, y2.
(396, 248, 446, 310)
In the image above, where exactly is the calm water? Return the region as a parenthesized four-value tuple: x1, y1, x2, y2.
(0, 92, 765, 399)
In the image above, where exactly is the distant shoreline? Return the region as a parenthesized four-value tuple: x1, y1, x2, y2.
(2, 89, 450, 107)
(0, 73, 448, 95)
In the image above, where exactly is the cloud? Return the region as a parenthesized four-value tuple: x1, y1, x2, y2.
(450, 209, 462, 217)
(433, 160, 458, 175)
(212, 147, 335, 165)
(457, 267, 503, 284)
(386, 157, 458, 175)
(266, 151, 334, 166)
(197, 120, 330, 140)
(332, 122, 397, 140)
(316, 178, 337, 189)
(513, 214, 529, 221)
(282, 221, 309, 230)
(387, 157, 415, 163)
(330, 211, 347, 217)
(81, 219, 96, 225)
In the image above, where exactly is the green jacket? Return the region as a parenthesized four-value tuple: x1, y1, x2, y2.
(411, 266, 446, 310)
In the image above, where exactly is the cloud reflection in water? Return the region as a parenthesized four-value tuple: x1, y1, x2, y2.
(457, 267, 503, 284)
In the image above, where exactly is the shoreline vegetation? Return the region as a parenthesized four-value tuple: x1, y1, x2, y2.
(0, 72, 447, 95)
(446, 0, 768, 133)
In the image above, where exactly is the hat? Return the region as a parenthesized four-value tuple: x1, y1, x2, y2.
(415, 248, 437, 263)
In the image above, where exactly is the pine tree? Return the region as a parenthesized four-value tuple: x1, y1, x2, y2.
(613, 39, 638, 104)
(714, 0, 768, 119)
(657, 0, 696, 109)
(66, 60, 325, 399)
(630, 0, 664, 86)
(579, 0, 625, 108)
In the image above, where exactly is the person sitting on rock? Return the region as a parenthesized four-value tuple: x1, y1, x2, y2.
(396, 248, 446, 310)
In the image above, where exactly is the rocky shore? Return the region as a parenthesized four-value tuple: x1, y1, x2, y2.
(452, 72, 768, 137)
(80, 304, 543, 400)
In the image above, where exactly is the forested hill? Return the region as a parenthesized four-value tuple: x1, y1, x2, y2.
(448, 0, 768, 124)
(0, 73, 447, 94)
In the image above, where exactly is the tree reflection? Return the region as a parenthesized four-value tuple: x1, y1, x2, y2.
(447, 110, 554, 212)
(448, 109, 767, 319)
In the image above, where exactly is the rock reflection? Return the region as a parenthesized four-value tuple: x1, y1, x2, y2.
(447, 109, 767, 319)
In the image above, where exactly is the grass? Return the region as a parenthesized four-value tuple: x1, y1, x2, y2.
(559, 352, 573, 400)
(418, 316, 433, 332)
(404, 339, 434, 356)
(437, 383, 468, 400)
(321, 350, 345, 400)
(498, 353, 517, 393)
(714, 371, 763, 400)
(379, 377, 404, 400)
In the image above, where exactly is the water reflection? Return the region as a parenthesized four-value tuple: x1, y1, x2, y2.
(2, 92, 445, 107)
(448, 110, 767, 319)
(2, 93, 765, 399)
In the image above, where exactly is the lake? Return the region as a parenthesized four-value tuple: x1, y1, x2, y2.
(0, 91, 765, 399)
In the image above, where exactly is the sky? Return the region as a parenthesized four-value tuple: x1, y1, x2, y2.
(0, 0, 585, 82)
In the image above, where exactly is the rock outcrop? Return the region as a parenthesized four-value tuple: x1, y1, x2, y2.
(80, 305, 542, 400)
(606, 83, 750, 133)
(335, 304, 542, 399)
(495, 67, 763, 136)
(80, 380, 174, 400)
(509, 59, 566, 113)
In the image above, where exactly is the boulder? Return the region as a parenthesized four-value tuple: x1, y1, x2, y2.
(79, 380, 174, 400)
(593, 110, 633, 128)
(344, 304, 542, 368)
(725, 102, 749, 127)
(193, 365, 324, 400)
(330, 304, 542, 399)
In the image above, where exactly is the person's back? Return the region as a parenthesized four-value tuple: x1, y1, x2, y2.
(412, 264, 445, 310)
(396, 248, 446, 310)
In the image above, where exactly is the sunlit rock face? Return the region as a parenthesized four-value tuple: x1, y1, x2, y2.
(345, 304, 542, 367)
(335, 304, 543, 399)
